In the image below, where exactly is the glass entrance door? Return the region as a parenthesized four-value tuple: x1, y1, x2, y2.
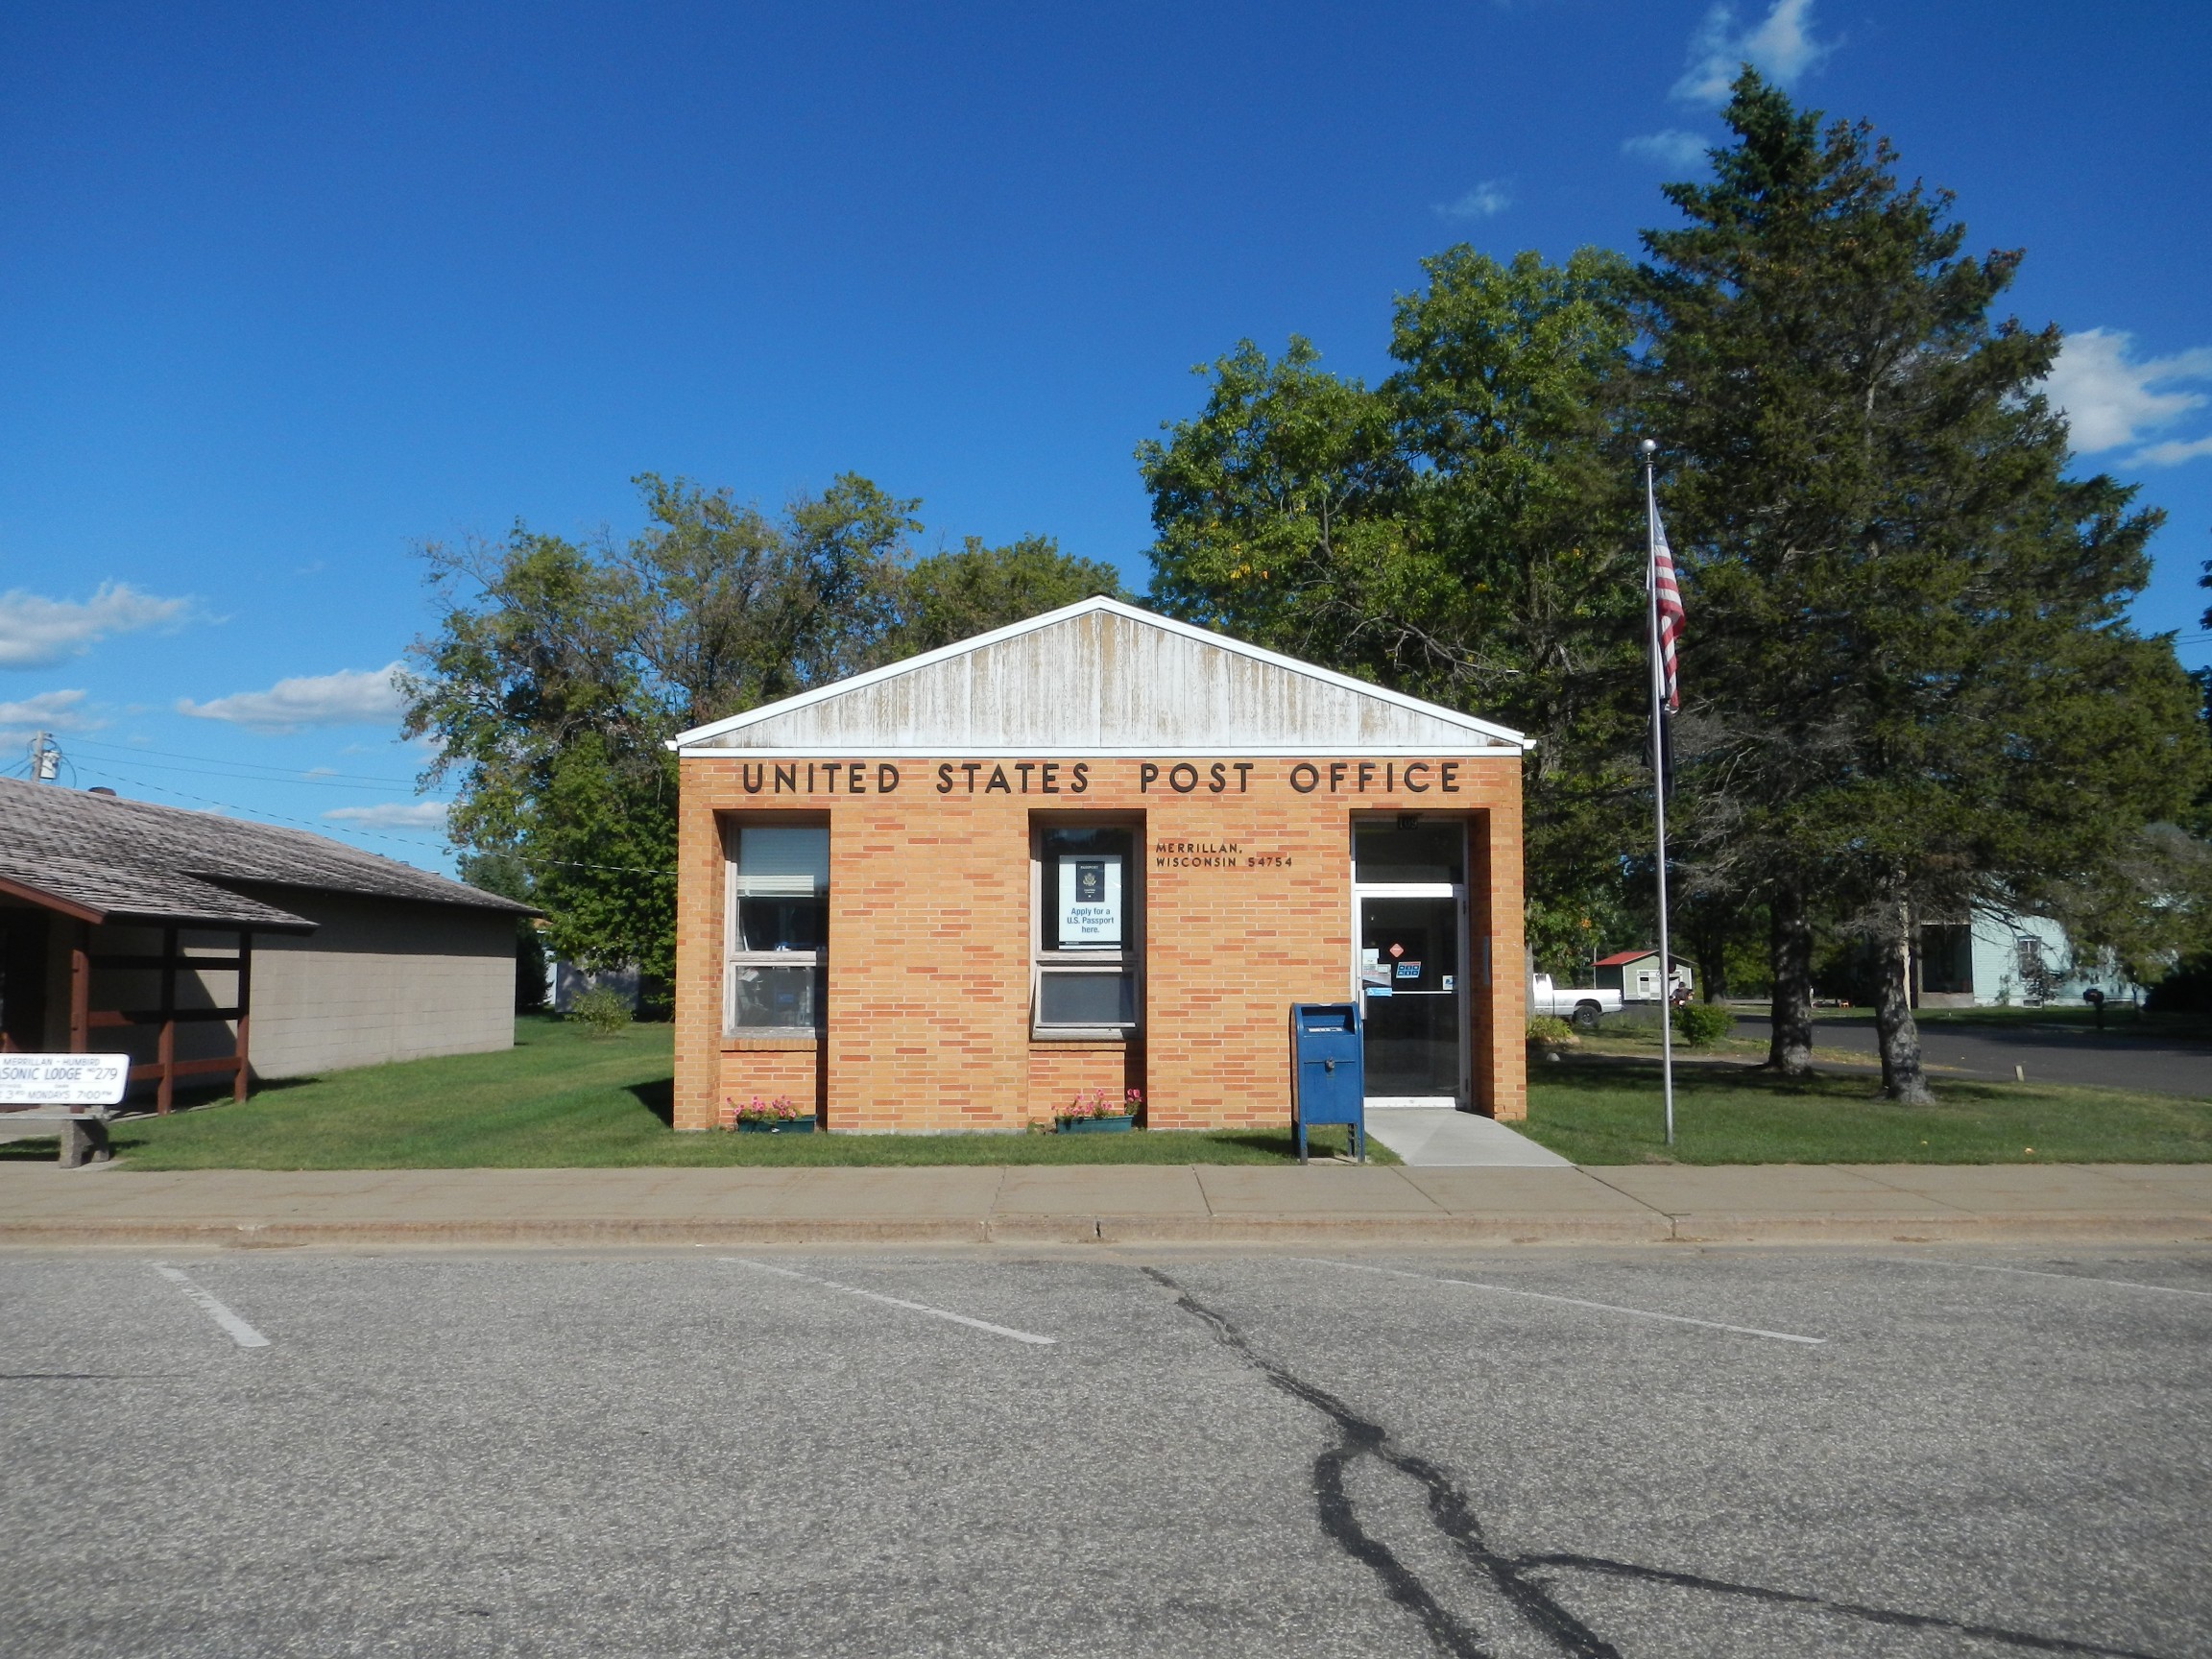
(1352, 819, 1469, 1108)
(1358, 895, 1463, 1100)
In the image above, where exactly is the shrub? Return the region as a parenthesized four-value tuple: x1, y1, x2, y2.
(1674, 1001, 1734, 1047)
(570, 986, 634, 1037)
(1526, 1016, 1577, 1048)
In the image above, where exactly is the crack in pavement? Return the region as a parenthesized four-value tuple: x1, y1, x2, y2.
(1511, 1555, 2167, 1658)
(1145, 1266, 1615, 1659)
(1142, 1267, 2170, 1659)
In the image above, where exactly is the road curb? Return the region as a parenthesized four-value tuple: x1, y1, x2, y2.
(1662, 1214, 2212, 1245)
(4, 1213, 2207, 1249)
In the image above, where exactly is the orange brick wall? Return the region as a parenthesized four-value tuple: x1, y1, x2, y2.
(675, 755, 1527, 1132)
(1026, 1042, 1144, 1125)
(714, 1042, 824, 1120)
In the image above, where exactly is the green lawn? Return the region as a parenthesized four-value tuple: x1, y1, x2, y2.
(14, 1017, 1385, 1169)
(16, 1016, 2200, 1171)
(1522, 1055, 2212, 1166)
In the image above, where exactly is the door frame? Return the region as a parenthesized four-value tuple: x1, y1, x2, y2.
(1348, 819, 1471, 1109)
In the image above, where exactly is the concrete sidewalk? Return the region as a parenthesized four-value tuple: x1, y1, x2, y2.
(4, 1159, 2209, 1247)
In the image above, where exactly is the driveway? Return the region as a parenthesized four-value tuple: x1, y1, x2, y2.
(1735, 1012, 2212, 1097)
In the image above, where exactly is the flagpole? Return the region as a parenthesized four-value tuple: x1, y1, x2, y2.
(1640, 439, 1677, 1147)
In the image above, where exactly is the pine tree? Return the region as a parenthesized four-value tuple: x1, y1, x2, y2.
(1638, 72, 2205, 1097)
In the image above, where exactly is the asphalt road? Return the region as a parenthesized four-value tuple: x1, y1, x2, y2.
(1734, 1014, 2212, 1097)
(6, 1246, 2209, 1658)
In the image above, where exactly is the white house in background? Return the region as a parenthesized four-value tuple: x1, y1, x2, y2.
(1592, 949, 1694, 1004)
(547, 959, 642, 1013)
(1916, 908, 2136, 1007)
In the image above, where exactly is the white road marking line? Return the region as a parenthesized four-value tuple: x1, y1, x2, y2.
(1300, 1259, 1826, 1346)
(151, 1264, 271, 1349)
(1898, 1259, 2212, 1301)
(721, 1259, 1057, 1345)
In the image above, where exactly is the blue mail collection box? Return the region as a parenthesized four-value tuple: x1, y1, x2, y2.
(1288, 1002, 1365, 1164)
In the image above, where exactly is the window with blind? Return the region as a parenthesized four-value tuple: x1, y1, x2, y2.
(1032, 823, 1141, 1035)
(725, 823, 829, 1033)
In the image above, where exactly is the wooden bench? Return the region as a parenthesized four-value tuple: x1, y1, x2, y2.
(0, 1104, 113, 1167)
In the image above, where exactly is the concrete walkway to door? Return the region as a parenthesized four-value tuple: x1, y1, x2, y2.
(1363, 1109, 1574, 1167)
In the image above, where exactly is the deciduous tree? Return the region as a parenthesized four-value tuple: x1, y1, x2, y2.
(891, 535, 1127, 655)
(404, 474, 1094, 978)
(1140, 252, 1649, 954)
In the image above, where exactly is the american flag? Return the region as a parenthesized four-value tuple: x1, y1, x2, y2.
(1651, 507, 1685, 712)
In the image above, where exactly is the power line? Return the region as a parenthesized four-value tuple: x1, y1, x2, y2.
(67, 761, 453, 861)
(65, 735, 424, 786)
(32, 746, 674, 884)
(43, 749, 440, 794)
(529, 858, 676, 876)
(61, 763, 670, 881)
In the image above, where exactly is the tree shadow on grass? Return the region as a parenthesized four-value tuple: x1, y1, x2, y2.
(629, 1077, 676, 1129)
(1551, 1053, 1874, 1101)
(1210, 1126, 1362, 1160)
(2, 1075, 326, 1159)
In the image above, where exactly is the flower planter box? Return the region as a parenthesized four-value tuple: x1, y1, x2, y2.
(734, 1116, 818, 1134)
(1058, 1114, 1137, 1134)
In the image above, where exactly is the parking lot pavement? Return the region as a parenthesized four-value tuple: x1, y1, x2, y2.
(4, 1246, 2208, 1657)
(1735, 1013, 2212, 1097)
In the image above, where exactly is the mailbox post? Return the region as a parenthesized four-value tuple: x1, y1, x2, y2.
(1289, 1002, 1365, 1164)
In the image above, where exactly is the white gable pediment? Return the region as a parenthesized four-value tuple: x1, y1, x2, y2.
(670, 598, 1528, 756)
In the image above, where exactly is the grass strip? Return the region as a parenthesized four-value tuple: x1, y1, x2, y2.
(1523, 1056, 2212, 1166)
(8, 1017, 1391, 1169)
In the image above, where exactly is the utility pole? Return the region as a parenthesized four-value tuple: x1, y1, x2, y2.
(30, 732, 60, 781)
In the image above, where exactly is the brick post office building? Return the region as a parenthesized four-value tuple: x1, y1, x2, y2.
(670, 598, 1531, 1134)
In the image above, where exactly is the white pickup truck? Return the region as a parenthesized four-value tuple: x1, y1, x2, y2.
(1528, 974, 1623, 1030)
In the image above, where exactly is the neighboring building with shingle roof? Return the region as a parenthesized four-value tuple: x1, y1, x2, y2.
(0, 779, 535, 1107)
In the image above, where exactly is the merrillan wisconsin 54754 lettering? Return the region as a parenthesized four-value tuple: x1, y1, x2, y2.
(1153, 839, 1291, 871)
(727, 758, 1469, 796)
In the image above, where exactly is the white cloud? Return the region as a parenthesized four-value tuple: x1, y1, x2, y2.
(178, 662, 408, 733)
(2132, 433, 2212, 469)
(2038, 328, 2212, 458)
(0, 689, 100, 743)
(1673, 0, 1831, 106)
(0, 583, 196, 669)
(1623, 130, 1710, 168)
(323, 801, 448, 830)
(1434, 180, 1511, 222)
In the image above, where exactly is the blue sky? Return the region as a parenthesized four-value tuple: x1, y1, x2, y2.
(3, 0, 2208, 872)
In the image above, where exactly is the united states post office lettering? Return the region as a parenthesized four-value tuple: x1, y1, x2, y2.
(734, 758, 1465, 798)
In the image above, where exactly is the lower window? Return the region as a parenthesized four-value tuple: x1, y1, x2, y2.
(731, 963, 821, 1030)
(1033, 823, 1141, 1035)
(1037, 967, 1137, 1027)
